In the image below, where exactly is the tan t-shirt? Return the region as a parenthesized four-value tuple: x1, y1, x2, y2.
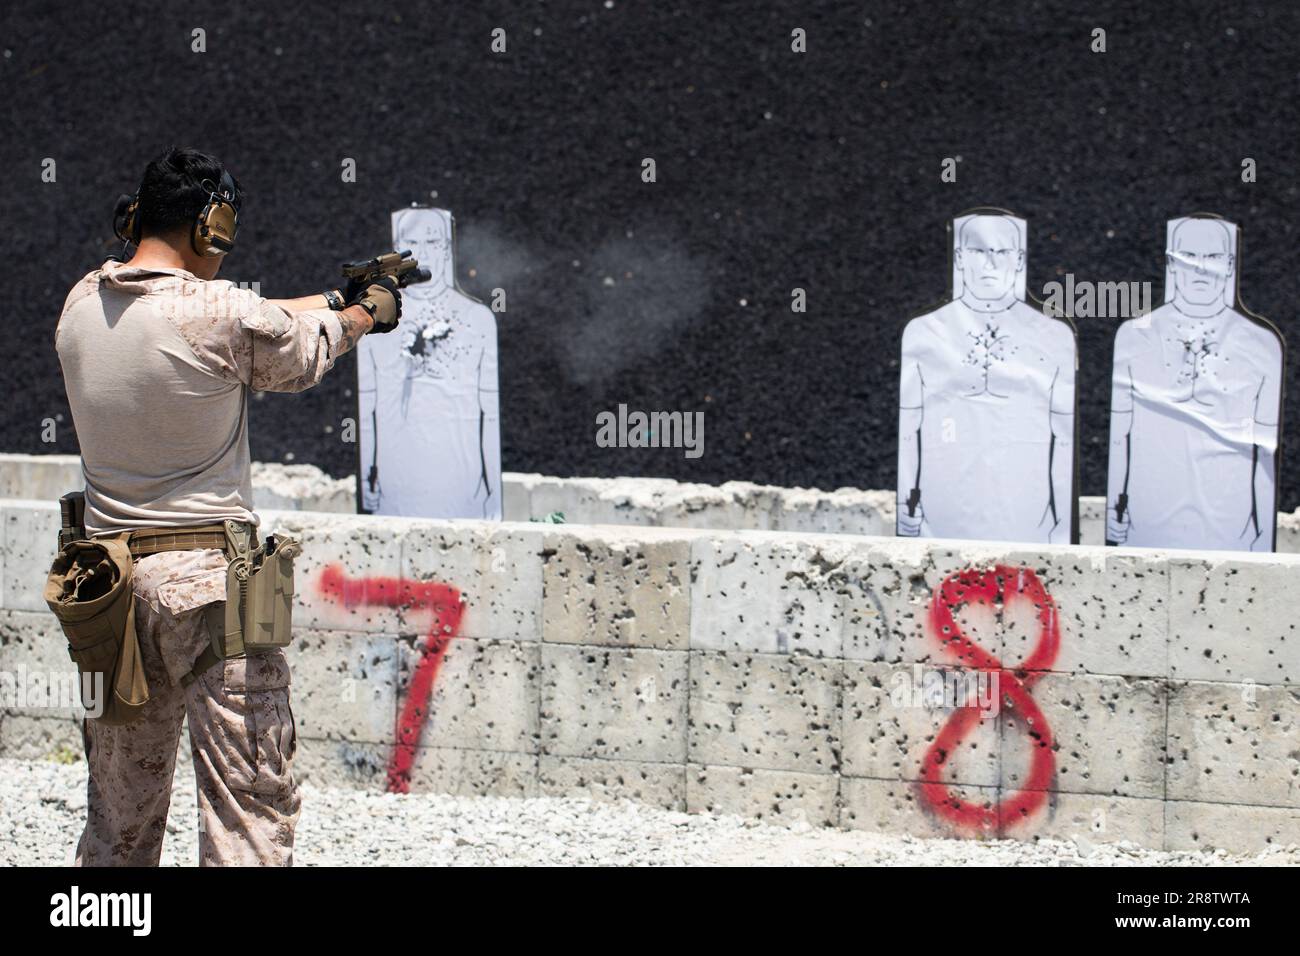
(55, 260, 346, 536)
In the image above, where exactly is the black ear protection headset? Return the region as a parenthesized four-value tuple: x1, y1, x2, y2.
(112, 167, 239, 258)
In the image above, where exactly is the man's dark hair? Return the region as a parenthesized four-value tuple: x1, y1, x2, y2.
(135, 146, 244, 238)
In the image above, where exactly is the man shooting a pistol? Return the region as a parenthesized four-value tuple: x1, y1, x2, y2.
(53, 146, 408, 866)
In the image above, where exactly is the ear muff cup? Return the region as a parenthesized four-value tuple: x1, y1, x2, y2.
(191, 171, 239, 257)
(193, 200, 237, 257)
(113, 193, 141, 245)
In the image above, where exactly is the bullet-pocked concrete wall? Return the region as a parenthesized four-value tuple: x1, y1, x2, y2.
(3, 480, 1299, 853)
(0, 454, 900, 536)
(5, 453, 1300, 550)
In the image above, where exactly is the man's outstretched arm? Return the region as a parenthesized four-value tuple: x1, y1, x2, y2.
(245, 280, 400, 393)
(245, 298, 373, 393)
(267, 293, 337, 312)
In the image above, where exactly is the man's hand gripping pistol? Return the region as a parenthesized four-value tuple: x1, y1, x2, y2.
(339, 250, 433, 334)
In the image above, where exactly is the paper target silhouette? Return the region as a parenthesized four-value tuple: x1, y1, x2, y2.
(896, 208, 1078, 544)
(356, 207, 502, 519)
(1105, 214, 1284, 551)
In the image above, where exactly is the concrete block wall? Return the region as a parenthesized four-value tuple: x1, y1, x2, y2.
(3, 491, 1299, 853)
(0, 454, 898, 535)
(7, 453, 1300, 550)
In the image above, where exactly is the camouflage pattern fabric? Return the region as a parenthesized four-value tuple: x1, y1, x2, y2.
(75, 548, 301, 866)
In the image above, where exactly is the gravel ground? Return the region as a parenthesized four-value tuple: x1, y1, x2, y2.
(4, 757, 1296, 867)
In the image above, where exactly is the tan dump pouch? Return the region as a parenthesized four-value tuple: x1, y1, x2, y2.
(43, 536, 148, 725)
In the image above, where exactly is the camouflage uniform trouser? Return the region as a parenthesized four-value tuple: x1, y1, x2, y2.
(76, 548, 301, 866)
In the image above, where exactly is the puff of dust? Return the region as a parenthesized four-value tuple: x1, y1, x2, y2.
(455, 222, 541, 300)
(561, 233, 710, 386)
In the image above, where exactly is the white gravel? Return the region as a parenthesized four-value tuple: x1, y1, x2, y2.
(4, 756, 1296, 867)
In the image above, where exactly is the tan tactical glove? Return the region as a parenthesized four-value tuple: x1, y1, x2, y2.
(352, 276, 403, 333)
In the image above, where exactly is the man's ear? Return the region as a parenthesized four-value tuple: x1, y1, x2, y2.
(1015, 249, 1025, 272)
(954, 248, 964, 268)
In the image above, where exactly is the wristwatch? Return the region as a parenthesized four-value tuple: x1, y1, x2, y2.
(323, 289, 346, 311)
